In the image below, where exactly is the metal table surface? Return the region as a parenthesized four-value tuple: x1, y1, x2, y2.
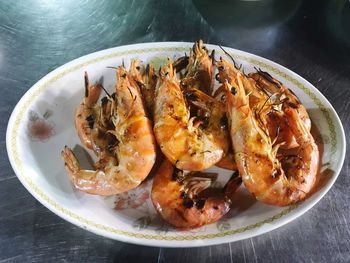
(0, 0, 349, 262)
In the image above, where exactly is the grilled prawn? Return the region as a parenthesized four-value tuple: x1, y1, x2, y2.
(154, 59, 229, 171)
(151, 159, 241, 229)
(181, 40, 215, 95)
(62, 66, 156, 195)
(74, 72, 103, 150)
(249, 69, 311, 149)
(224, 72, 319, 206)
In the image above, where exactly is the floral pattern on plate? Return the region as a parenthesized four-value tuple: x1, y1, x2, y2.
(27, 110, 55, 142)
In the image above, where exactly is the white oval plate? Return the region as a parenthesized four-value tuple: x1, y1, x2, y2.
(6, 42, 346, 247)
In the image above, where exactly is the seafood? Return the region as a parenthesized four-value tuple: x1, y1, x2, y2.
(151, 159, 242, 229)
(173, 55, 189, 74)
(75, 72, 102, 150)
(223, 71, 319, 206)
(214, 58, 270, 171)
(61, 39, 321, 226)
(154, 59, 229, 171)
(128, 59, 144, 84)
(217, 57, 312, 150)
(132, 60, 157, 118)
(62, 66, 156, 195)
(129, 59, 158, 118)
(216, 58, 270, 110)
(249, 69, 311, 149)
(216, 152, 237, 171)
(181, 40, 215, 95)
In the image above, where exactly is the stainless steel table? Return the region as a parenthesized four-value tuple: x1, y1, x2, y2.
(1, 0, 349, 262)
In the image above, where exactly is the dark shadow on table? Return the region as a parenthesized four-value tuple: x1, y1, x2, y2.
(193, 0, 350, 71)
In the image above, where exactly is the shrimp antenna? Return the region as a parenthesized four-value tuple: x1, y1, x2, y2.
(254, 82, 270, 97)
(271, 126, 281, 146)
(84, 71, 89, 98)
(127, 87, 133, 99)
(258, 93, 277, 115)
(218, 45, 240, 69)
(100, 84, 111, 98)
(210, 49, 216, 64)
(254, 108, 269, 139)
(106, 66, 118, 70)
(254, 67, 282, 88)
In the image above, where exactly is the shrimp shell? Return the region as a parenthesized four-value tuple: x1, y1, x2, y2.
(224, 72, 319, 206)
(151, 159, 241, 229)
(62, 66, 156, 195)
(154, 59, 228, 171)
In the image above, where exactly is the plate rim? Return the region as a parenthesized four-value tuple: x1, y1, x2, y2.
(6, 41, 346, 247)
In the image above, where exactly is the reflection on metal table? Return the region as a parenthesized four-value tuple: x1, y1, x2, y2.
(0, 0, 349, 262)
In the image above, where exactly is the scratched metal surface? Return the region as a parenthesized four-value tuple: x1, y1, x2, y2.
(0, 0, 349, 262)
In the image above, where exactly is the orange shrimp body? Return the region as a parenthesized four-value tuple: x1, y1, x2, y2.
(250, 71, 311, 149)
(62, 66, 156, 195)
(216, 152, 237, 171)
(223, 70, 319, 206)
(182, 40, 215, 95)
(151, 159, 241, 229)
(129, 59, 157, 118)
(75, 72, 102, 150)
(154, 59, 228, 171)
